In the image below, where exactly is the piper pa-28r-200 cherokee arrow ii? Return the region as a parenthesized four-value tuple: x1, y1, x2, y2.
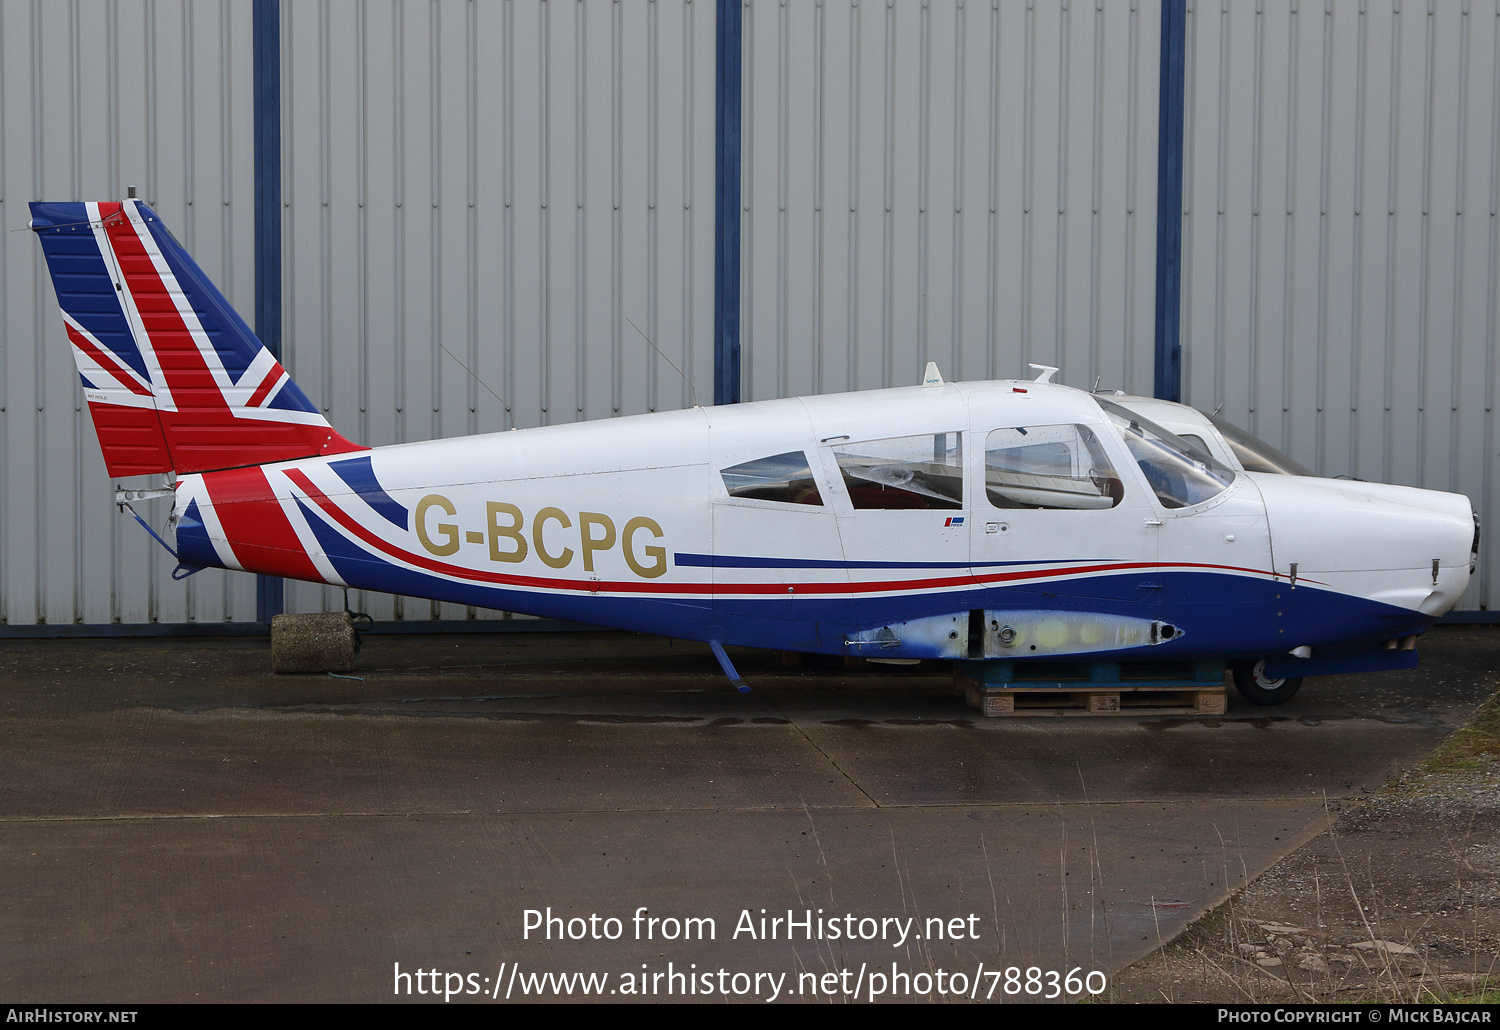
(31, 198, 1480, 705)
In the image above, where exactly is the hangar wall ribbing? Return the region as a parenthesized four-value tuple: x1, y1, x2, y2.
(274, 0, 719, 622)
(5, 0, 1498, 628)
(1178, 0, 1500, 612)
(737, 0, 1163, 403)
(0, 0, 259, 627)
(0, 0, 721, 627)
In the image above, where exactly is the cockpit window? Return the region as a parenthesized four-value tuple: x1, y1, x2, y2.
(1170, 433, 1219, 468)
(832, 433, 963, 510)
(985, 425, 1123, 509)
(720, 451, 824, 505)
(1206, 414, 1315, 476)
(1095, 398, 1235, 509)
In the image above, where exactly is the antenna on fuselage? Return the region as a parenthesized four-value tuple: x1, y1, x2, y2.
(437, 342, 513, 418)
(626, 316, 699, 408)
(1028, 363, 1060, 384)
(921, 361, 944, 387)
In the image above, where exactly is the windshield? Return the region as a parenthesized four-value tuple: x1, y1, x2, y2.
(1206, 414, 1314, 476)
(1095, 398, 1236, 509)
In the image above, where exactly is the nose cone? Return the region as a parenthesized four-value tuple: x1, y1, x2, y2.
(1253, 475, 1475, 616)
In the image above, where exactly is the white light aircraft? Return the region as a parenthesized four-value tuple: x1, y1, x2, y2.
(31, 198, 1479, 705)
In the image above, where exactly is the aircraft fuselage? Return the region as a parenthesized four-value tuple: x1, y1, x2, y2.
(172, 380, 1475, 668)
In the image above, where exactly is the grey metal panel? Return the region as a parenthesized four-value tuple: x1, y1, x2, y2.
(1, 0, 258, 628)
(739, 0, 1162, 404)
(277, 0, 719, 620)
(1180, 0, 1498, 611)
(0, 0, 716, 626)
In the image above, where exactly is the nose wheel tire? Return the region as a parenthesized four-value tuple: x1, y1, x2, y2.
(1232, 659, 1303, 706)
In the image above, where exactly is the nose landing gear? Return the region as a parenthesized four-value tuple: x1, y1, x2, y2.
(1232, 658, 1303, 706)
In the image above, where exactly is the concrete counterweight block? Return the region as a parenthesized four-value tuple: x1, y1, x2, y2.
(271, 612, 357, 674)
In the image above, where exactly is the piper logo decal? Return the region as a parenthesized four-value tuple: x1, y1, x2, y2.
(945, 517, 965, 527)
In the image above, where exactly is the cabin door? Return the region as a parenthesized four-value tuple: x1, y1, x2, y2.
(968, 420, 1161, 660)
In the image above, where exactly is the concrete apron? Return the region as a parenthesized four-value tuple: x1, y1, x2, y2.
(0, 629, 1490, 1003)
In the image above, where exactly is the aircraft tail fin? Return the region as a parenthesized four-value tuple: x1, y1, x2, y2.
(29, 199, 363, 477)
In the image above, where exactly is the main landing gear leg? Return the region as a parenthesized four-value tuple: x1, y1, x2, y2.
(708, 640, 751, 694)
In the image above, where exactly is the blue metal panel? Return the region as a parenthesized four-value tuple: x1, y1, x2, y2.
(1153, 0, 1186, 403)
(713, 0, 742, 405)
(253, 0, 284, 621)
(0, 620, 595, 639)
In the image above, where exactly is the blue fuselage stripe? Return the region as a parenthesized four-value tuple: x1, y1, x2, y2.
(672, 552, 1100, 570)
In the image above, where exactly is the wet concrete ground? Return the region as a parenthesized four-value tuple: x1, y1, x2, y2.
(1, 627, 1493, 1003)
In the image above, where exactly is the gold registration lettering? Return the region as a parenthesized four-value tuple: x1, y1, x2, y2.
(415, 494, 460, 556)
(578, 512, 617, 573)
(533, 507, 574, 569)
(486, 502, 528, 563)
(422, 496, 667, 578)
(622, 516, 666, 578)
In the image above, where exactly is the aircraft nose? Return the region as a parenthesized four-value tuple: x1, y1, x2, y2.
(1253, 475, 1476, 617)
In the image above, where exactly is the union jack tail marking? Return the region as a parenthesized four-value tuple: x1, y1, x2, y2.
(30, 199, 364, 476)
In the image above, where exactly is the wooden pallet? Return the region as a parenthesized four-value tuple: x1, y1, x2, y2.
(956, 660, 1228, 717)
(961, 681, 1226, 717)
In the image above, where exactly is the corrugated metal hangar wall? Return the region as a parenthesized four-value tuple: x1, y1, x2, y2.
(1, 0, 259, 628)
(2, 0, 722, 626)
(274, 0, 720, 621)
(0, 0, 1496, 629)
(1179, 0, 1500, 613)
(738, 0, 1160, 401)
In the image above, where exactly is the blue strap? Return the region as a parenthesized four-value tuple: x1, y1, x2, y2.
(120, 500, 204, 580)
(120, 500, 177, 558)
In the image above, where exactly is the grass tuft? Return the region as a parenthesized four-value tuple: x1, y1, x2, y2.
(1419, 689, 1500, 776)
